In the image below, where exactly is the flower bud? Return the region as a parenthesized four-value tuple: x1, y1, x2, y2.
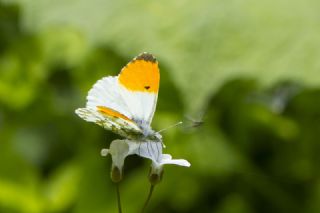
(111, 165, 122, 183)
(148, 167, 164, 185)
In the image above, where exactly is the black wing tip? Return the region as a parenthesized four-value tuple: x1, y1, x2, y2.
(135, 52, 157, 63)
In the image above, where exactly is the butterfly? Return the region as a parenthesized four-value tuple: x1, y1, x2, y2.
(75, 53, 162, 159)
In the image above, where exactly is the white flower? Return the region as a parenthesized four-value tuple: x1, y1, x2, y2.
(151, 154, 191, 175)
(101, 139, 138, 182)
(149, 154, 191, 185)
(101, 139, 190, 183)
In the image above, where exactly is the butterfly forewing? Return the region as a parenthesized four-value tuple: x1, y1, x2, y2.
(118, 53, 160, 125)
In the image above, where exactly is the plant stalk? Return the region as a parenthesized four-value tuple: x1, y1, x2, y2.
(141, 184, 155, 213)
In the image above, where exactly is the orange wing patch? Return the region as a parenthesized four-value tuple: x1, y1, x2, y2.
(118, 53, 160, 93)
(97, 106, 131, 121)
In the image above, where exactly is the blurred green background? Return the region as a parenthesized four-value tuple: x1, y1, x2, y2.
(1, 0, 320, 212)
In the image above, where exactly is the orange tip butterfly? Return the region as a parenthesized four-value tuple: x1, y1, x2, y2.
(75, 52, 162, 144)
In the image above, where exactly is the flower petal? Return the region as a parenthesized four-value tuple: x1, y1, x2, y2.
(101, 148, 109, 156)
(160, 154, 191, 167)
(132, 141, 163, 163)
(108, 139, 131, 170)
(124, 140, 139, 155)
(150, 153, 191, 177)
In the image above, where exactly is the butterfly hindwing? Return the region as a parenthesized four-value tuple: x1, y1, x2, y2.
(75, 108, 143, 139)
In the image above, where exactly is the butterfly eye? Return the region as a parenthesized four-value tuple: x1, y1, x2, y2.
(144, 86, 150, 90)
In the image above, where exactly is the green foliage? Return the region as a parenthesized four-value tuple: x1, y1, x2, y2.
(10, 0, 320, 111)
(0, 1, 320, 213)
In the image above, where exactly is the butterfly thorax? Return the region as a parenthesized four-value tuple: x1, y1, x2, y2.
(133, 120, 162, 142)
(125, 128, 162, 142)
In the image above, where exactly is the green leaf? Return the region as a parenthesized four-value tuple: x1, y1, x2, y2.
(11, 0, 320, 111)
(44, 162, 80, 212)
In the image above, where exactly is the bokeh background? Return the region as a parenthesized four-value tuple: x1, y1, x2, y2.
(1, 0, 320, 212)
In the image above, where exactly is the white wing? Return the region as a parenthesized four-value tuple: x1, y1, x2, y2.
(76, 76, 145, 138)
(117, 53, 160, 127)
(86, 76, 132, 119)
(117, 87, 158, 126)
(75, 108, 142, 139)
(80, 53, 160, 135)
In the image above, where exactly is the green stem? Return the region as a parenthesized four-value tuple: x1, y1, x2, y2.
(116, 183, 122, 213)
(141, 184, 155, 213)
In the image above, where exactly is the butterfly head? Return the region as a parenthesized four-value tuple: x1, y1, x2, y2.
(134, 119, 162, 142)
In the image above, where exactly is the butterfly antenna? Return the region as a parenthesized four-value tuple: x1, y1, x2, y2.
(157, 121, 183, 133)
